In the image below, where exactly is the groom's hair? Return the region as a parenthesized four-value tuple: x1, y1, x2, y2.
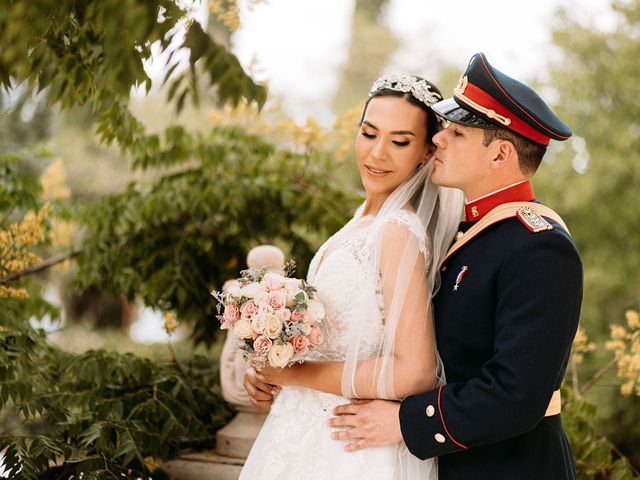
(361, 78, 443, 146)
(482, 129, 547, 176)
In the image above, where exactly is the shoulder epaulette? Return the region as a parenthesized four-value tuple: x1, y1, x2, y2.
(439, 202, 569, 269)
(516, 206, 553, 233)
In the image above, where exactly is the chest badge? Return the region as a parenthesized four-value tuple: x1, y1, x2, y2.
(453, 266, 469, 291)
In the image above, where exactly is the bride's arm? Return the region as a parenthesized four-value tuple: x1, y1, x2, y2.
(257, 221, 437, 400)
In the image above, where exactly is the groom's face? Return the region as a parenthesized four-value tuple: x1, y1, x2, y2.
(430, 123, 492, 192)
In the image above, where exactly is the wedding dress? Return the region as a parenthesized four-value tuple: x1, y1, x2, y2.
(239, 208, 438, 480)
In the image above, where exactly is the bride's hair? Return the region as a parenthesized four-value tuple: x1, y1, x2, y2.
(359, 76, 443, 145)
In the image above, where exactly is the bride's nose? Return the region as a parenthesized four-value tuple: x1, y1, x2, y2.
(371, 138, 389, 162)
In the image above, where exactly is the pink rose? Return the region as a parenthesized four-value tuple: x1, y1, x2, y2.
(289, 335, 310, 355)
(291, 309, 305, 322)
(308, 326, 323, 347)
(221, 303, 240, 329)
(253, 335, 273, 354)
(266, 291, 287, 311)
(240, 300, 259, 321)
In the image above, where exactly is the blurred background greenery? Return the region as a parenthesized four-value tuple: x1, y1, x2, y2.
(0, 0, 638, 478)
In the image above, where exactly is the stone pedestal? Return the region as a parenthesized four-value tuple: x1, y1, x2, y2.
(215, 409, 268, 459)
(160, 406, 268, 480)
(160, 451, 244, 480)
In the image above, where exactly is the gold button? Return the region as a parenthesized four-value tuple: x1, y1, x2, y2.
(425, 405, 435, 417)
(435, 433, 446, 444)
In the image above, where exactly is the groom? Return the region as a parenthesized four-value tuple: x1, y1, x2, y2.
(328, 53, 583, 479)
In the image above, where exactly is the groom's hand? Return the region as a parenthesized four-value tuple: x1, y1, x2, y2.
(329, 399, 403, 452)
(243, 368, 279, 411)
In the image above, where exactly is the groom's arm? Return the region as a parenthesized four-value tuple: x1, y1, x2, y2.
(398, 232, 582, 459)
(331, 231, 582, 455)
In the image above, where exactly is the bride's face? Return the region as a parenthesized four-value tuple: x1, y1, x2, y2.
(356, 96, 432, 200)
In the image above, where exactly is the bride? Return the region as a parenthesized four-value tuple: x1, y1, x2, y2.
(239, 74, 463, 479)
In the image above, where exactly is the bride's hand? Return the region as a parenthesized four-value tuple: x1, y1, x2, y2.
(255, 364, 298, 387)
(243, 368, 280, 411)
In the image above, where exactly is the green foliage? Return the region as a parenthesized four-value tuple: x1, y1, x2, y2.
(536, 0, 640, 468)
(542, 0, 640, 333)
(74, 124, 358, 345)
(0, 316, 231, 479)
(0, 152, 42, 213)
(0, 0, 266, 153)
(0, 1, 271, 476)
(563, 387, 640, 479)
(0, 137, 233, 478)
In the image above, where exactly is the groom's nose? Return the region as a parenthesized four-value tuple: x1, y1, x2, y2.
(433, 129, 447, 149)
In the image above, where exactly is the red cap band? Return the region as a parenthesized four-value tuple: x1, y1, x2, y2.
(460, 82, 551, 146)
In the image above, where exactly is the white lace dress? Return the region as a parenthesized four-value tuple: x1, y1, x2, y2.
(238, 210, 437, 480)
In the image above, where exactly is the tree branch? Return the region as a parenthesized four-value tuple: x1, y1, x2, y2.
(0, 205, 16, 227)
(0, 250, 80, 284)
(579, 356, 617, 395)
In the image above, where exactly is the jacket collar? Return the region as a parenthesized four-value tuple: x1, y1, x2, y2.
(464, 181, 535, 221)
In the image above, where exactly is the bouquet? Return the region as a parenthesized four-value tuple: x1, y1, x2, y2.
(211, 262, 325, 368)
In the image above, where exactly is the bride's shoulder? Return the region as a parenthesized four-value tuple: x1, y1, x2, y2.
(378, 209, 429, 252)
(381, 209, 425, 235)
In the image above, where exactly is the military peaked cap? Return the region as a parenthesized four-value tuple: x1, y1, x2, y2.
(432, 53, 572, 146)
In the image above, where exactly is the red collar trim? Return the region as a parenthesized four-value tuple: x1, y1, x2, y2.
(464, 181, 535, 221)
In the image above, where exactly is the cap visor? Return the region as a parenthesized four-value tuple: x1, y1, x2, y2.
(431, 98, 499, 129)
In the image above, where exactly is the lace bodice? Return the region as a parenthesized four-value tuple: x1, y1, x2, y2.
(306, 208, 429, 361)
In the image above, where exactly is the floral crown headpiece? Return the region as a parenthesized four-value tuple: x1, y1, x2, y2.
(368, 74, 442, 108)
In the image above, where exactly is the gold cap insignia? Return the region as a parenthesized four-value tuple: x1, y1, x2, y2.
(516, 206, 553, 233)
(453, 75, 512, 127)
(454, 75, 468, 95)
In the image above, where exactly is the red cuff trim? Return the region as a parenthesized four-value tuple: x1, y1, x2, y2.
(437, 385, 469, 450)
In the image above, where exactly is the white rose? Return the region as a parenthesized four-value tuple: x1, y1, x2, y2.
(239, 282, 262, 299)
(285, 283, 307, 307)
(305, 299, 325, 323)
(256, 300, 274, 316)
(251, 313, 267, 334)
(283, 277, 300, 287)
(222, 280, 241, 298)
(298, 322, 312, 336)
(268, 343, 294, 368)
(262, 272, 287, 291)
(277, 308, 292, 323)
(233, 318, 254, 339)
(263, 313, 284, 339)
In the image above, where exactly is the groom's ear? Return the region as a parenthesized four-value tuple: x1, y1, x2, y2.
(489, 140, 516, 171)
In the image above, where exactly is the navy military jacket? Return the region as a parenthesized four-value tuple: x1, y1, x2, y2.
(399, 212, 582, 479)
